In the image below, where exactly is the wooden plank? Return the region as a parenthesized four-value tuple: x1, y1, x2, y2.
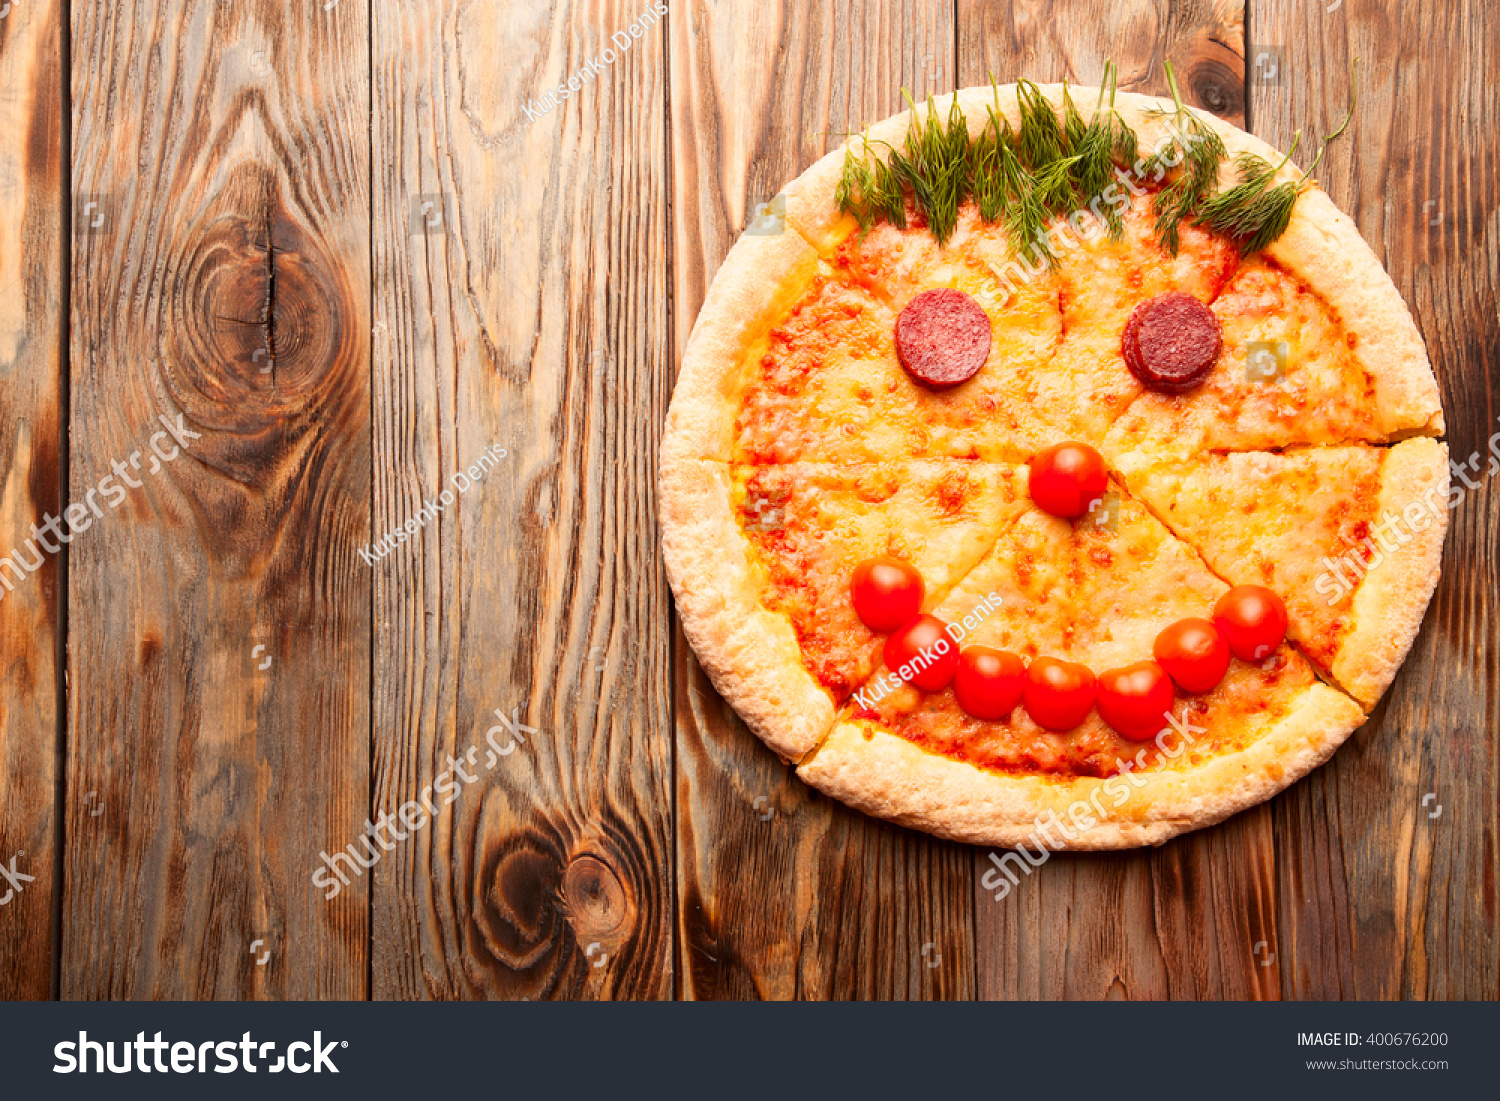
(0, 0, 64, 1001)
(961, 0, 1278, 1000)
(63, 0, 370, 998)
(369, 0, 674, 1000)
(1250, 0, 1500, 999)
(960, 0, 1246, 129)
(670, 0, 975, 1000)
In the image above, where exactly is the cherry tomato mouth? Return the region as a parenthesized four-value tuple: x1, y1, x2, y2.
(851, 556, 925, 632)
(1023, 656, 1097, 731)
(1153, 617, 1231, 694)
(1097, 660, 1175, 741)
(884, 614, 960, 692)
(1213, 585, 1289, 662)
(954, 646, 1026, 721)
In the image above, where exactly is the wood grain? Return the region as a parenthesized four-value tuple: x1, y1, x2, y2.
(0, 0, 64, 1001)
(960, 0, 1245, 127)
(670, 0, 976, 1000)
(369, 0, 674, 1000)
(1251, 0, 1500, 999)
(961, 0, 1281, 1001)
(63, 0, 370, 998)
(0, 0, 1487, 1004)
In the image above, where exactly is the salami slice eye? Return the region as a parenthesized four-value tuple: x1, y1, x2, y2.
(1122, 292, 1222, 393)
(895, 288, 991, 387)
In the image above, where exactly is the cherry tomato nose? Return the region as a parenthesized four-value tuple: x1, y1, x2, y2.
(1028, 442, 1109, 519)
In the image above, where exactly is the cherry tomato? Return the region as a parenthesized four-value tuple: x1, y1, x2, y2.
(1153, 617, 1231, 694)
(851, 557, 925, 632)
(1023, 656, 1097, 731)
(884, 615, 960, 692)
(1097, 661, 1175, 741)
(1213, 585, 1289, 662)
(1028, 442, 1109, 519)
(954, 646, 1026, 721)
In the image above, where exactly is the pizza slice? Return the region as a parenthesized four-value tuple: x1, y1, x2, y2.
(664, 189, 1069, 467)
(659, 458, 1029, 758)
(824, 203, 1066, 455)
(1115, 438, 1449, 707)
(796, 487, 1366, 848)
(1035, 188, 1240, 445)
(722, 208, 1065, 463)
(1104, 257, 1446, 464)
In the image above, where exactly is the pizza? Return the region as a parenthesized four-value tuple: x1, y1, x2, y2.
(659, 75, 1448, 849)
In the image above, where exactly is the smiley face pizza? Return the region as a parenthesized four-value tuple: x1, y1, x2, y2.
(660, 72, 1447, 849)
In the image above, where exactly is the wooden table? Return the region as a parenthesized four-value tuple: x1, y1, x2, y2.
(0, 0, 1493, 1000)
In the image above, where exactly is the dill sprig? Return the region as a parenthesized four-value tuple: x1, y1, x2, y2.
(832, 138, 876, 232)
(970, 89, 1008, 223)
(1032, 152, 1082, 214)
(1144, 61, 1227, 254)
(1112, 108, 1138, 174)
(1015, 79, 1081, 220)
(1194, 60, 1359, 255)
(1193, 140, 1301, 253)
(892, 91, 973, 244)
(1062, 80, 1088, 149)
(833, 93, 973, 244)
(996, 126, 1050, 250)
(827, 59, 1341, 260)
(972, 86, 1050, 252)
(1067, 62, 1133, 236)
(834, 132, 906, 234)
(1015, 79, 1068, 171)
(1066, 74, 1112, 198)
(986, 78, 1072, 257)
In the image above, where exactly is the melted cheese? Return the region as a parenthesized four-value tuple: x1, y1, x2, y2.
(1106, 258, 1386, 463)
(735, 461, 1028, 699)
(1122, 447, 1388, 675)
(847, 493, 1319, 778)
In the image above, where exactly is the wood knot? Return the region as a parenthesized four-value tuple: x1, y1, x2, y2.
(253, 221, 351, 388)
(1174, 35, 1246, 125)
(173, 215, 276, 401)
(479, 839, 564, 970)
(163, 169, 360, 432)
(561, 853, 628, 939)
(179, 214, 350, 394)
(1188, 60, 1244, 120)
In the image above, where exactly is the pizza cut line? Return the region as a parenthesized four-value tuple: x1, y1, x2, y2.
(660, 75, 1448, 849)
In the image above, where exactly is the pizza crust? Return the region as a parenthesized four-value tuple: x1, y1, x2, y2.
(1106, 92, 1444, 441)
(662, 228, 822, 465)
(786, 87, 1016, 252)
(1333, 437, 1450, 706)
(797, 683, 1365, 849)
(658, 457, 836, 760)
